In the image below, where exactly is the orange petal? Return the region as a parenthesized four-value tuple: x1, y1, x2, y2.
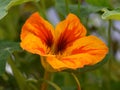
(20, 12, 55, 55)
(46, 54, 94, 70)
(21, 12, 55, 49)
(65, 35, 108, 65)
(47, 36, 108, 70)
(20, 33, 47, 55)
(62, 54, 95, 69)
(54, 13, 87, 53)
(46, 55, 69, 71)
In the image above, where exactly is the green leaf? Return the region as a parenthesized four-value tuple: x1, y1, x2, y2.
(86, 0, 111, 7)
(0, 51, 9, 75)
(101, 8, 120, 20)
(0, 41, 21, 75)
(6, 0, 36, 9)
(0, 0, 11, 20)
(0, 0, 37, 20)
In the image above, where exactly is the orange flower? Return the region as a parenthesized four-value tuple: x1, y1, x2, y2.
(20, 12, 108, 71)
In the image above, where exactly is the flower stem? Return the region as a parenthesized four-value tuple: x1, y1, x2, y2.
(78, 0, 81, 16)
(71, 73, 81, 90)
(34, 0, 47, 19)
(107, 20, 112, 90)
(65, 0, 70, 14)
(41, 71, 51, 90)
(108, 20, 112, 50)
(108, 20, 112, 74)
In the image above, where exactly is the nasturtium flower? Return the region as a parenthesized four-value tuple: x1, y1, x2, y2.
(20, 12, 108, 71)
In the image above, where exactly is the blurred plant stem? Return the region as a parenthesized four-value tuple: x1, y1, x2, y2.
(108, 20, 112, 51)
(108, 20, 112, 75)
(107, 20, 112, 90)
(77, 0, 81, 16)
(71, 73, 81, 90)
(40, 56, 62, 90)
(41, 71, 51, 90)
(65, 0, 70, 14)
(34, 0, 47, 19)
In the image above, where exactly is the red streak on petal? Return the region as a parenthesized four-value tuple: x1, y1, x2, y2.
(22, 12, 54, 50)
(38, 47, 46, 55)
(72, 47, 98, 55)
(25, 23, 54, 48)
(55, 22, 83, 53)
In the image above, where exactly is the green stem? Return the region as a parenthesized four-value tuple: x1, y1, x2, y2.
(46, 80, 61, 90)
(108, 20, 112, 50)
(65, 0, 70, 14)
(34, 0, 46, 19)
(107, 20, 112, 90)
(41, 0, 46, 10)
(40, 56, 61, 90)
(71, 73, 81, 90)
(108, 20, 112, 73)
(41, 0, 46, 17)
(41, 71, 51, 90)
(78, 0, 81, 16)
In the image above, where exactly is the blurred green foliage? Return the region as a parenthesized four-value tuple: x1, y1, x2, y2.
(0, 0, 120, 90)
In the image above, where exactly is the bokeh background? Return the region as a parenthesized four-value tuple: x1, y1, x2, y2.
(0, 0, 120, 90)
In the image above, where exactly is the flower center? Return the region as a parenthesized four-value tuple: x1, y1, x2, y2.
(54, 35, 68, 54)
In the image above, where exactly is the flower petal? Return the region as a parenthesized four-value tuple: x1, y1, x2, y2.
(55, 13, 87, 53)
(45, 36, 108, 70)
(65, 35, 108, 65)
(20, 12, 55, 55)
(46, 55, 69, 71)
(62, 54, 95, 69)
(46, 54, 94, 70)
(20, 33, 47, 55)
(21, 12, 55, 50)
